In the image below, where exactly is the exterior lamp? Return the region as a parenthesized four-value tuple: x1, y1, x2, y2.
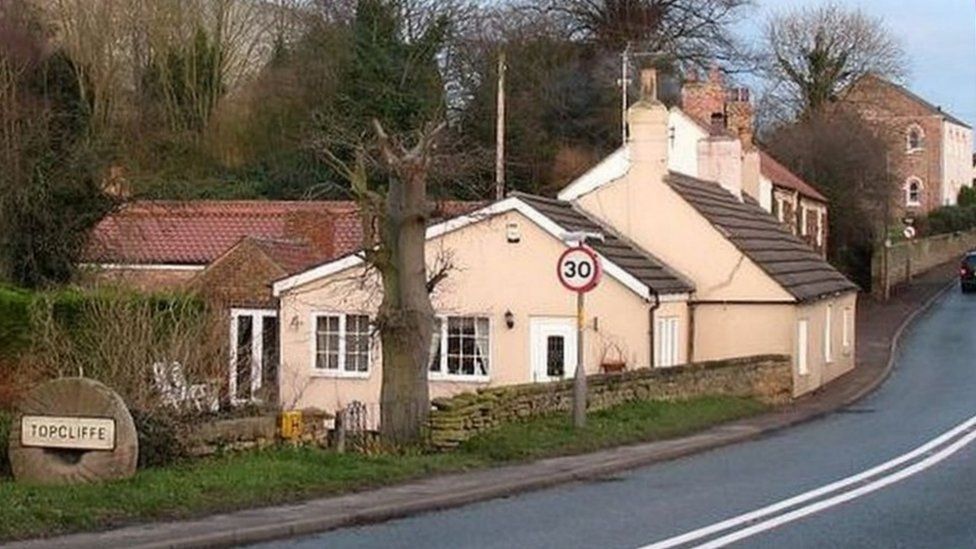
(504, 310, 515, 329)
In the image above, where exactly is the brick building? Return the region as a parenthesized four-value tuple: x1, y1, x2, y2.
(678, 68, 830, 255)
(844, 74, 974, 217)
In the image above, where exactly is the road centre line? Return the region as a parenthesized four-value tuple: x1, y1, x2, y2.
(638, 412, 976, 549)
(692, 426, 976, 548)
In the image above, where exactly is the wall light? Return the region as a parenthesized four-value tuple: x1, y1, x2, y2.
(504, 310, 515, 329)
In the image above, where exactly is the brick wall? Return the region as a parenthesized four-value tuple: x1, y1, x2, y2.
(83, 268, 198, 291)
(428, 355, 792, 449)
(846, 77, 947, 215)
(191, 240, 285, 309)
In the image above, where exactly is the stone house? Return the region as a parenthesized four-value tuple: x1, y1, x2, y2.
(844, 74, 974, 216)
(270, 70, 857, 417)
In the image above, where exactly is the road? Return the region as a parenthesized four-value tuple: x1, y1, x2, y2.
(258, 287, 976, 549)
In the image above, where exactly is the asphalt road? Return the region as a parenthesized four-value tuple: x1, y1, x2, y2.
(257, 287, 976, 549)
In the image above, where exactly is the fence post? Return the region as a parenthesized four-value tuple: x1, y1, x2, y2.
(335, 409, 346, 454)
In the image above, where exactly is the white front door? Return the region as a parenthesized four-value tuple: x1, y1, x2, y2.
(530, 317, 578, 382)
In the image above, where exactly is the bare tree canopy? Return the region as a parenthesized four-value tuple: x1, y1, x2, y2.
(759, 2, 908, 118)
(535, 0, 752, 68)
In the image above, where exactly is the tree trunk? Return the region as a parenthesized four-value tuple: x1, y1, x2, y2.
(372, 121, 440, 445)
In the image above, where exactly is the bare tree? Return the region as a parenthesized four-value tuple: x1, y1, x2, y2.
(531, 0, 752, 68)
(759, 2, 908, 119)
(322, 120, 446, 444)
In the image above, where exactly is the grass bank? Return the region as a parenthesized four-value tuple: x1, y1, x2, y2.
(0, 395, 766, 541)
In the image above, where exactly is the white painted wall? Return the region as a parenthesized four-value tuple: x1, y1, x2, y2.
(667, 109, 708, 178)
(942, 120, 974, 205)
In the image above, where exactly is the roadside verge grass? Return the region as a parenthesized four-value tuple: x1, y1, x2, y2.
(0, 395, 767, 541)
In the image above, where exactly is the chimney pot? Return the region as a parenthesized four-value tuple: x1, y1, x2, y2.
(640, 69, 659, 103)
(709, 112, 727, 135)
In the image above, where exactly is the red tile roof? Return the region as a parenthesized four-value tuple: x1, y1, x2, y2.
(249, 237, 326, 275)
(85, 200, 481, 266)
(759, 151, 827, 203)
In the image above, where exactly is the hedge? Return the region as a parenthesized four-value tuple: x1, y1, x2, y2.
(0, 286, 204, 359)
(922, 205, 976, 236)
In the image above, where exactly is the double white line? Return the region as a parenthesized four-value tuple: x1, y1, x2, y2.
(639, 413, 976, 549)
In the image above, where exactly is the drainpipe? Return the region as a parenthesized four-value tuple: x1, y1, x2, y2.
(687, 301, 697, 364)
(647, 286, 660, 368)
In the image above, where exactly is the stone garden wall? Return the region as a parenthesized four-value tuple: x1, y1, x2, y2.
(428, 355, 792, 450)
(184, 409, 332, 456)
(872, 229, 976, 296)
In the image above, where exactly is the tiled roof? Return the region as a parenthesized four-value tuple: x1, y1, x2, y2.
(512, 193, 694, 295)
(666, 172, 857, 302)
(759, 151, 828, 203)
(85, 200, 480, 266)
(249, 237, 325, 275)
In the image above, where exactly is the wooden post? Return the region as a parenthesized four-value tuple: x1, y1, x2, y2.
(495, 51, 506, 200)
(335, 409, 346, 454)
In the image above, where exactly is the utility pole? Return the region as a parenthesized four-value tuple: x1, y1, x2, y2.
(617, 43, 631, 146)
(495, 50, 506, 201)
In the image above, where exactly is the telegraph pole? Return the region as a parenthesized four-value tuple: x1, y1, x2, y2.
(617, 43, 631, 146)
(495, 51, 506, 200)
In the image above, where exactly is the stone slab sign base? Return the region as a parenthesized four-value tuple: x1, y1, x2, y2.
(8, 378, 138, 485)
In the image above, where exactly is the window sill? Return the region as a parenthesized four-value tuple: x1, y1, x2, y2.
(310, 370, 370, 380)
(429, 374, 490, 384)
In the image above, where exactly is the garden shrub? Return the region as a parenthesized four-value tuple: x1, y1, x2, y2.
(131, 409, 191, 468)
(959, 187, 976, 208)
(0, 411, 11, 478)
(923, 205, 976, 236)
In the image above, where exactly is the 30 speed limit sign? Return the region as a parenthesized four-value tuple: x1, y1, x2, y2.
(557, 246, 602, 293)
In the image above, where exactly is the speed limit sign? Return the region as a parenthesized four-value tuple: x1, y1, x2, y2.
(557, 246, 602, 293)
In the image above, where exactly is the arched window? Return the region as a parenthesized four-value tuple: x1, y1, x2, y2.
(907, 125, 924, 151)
(905, 178, 923, 207)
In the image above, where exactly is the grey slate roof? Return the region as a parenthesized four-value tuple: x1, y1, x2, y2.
(512, 192, 694, 295)
(666, 172, 858, 302)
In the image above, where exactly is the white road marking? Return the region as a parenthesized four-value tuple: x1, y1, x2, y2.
(639, 413, 976, 549)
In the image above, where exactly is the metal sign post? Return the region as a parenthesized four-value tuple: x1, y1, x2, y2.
(557, 234, 603, 428)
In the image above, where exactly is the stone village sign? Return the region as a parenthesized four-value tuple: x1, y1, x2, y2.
(20, 415, 116, 451)
(8, 377, 138, 484)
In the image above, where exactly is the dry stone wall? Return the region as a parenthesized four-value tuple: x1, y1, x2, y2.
(428, 355, 792, 450)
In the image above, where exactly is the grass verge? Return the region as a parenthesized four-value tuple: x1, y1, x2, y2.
(0, 395, 766, 541)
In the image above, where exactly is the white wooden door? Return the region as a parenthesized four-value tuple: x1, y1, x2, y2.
(530, 318, 578, 382)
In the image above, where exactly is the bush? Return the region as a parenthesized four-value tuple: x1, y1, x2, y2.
(131, 409, 191, 469)
(0, 411, 11, 478)
(924, 205, 976, 236)
(959, 187, 976, 208)
(0, 286, 32, 356)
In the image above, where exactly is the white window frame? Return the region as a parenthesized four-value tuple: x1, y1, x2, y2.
(797, 319, 809, 376)
(905, 177, 923, 207)
(842, 307, 853, 352)
(824, 305, 833, 364)
(310, 312, 372, 378)
(229, 308, 278, 405)
(429, 315, 492, 382)
(800, 206, 809, 236)
(655, 316, 680, 368)
(816, 210, 825, 247)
